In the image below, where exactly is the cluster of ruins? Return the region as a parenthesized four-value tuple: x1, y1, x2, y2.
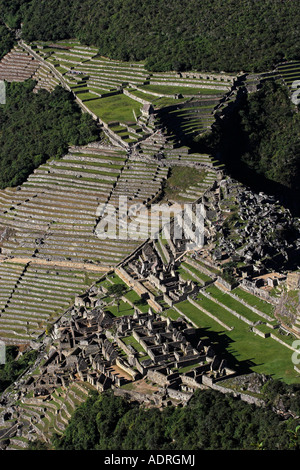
(19, 300, 235, 406)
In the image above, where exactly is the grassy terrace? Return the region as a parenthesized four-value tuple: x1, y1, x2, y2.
(61, 160, 123, 169)
(179, 262, 213, 284)
(83, 94, 142, 123)
(154, 239, 167, 265)
(67, 151, 127, 160)
(191, 258, 221, 275)
(122, 335, 149, 358)
(123, 290, 149, 313)
(170, 297, 299, 383)
(205, 284, 277, 325)
(232, 287, 275, 316)
(140, 84, 224, 95)
(172, 297, 299, 383)
(104, 299, 134, 317)
(40, 164, 120, 177)
(75, 91, 100, 101)
(161, 166, 207, 201)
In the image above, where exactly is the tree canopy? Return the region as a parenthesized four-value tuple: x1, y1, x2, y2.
(51, 386, 300, 451)
(0, 79, 98, 188)
(0, 23, 15, 60)
(199, 80, 300, 206)
(0, 0, 299, 73)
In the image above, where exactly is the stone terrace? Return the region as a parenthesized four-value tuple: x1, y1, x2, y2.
(0, 261, 101, 344)
(0, 145, 140, 266)
(0, 46, 40, 82)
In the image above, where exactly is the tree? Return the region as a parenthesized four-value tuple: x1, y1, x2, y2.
(107, 284, 127, 313)
(0, 80, 98, 189)
(2, 0, 300, 73)
(53, 388, 298, 451)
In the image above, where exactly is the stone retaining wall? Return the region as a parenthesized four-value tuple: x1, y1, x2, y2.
(150, 80, 229, 91)
(241, 280, 280, 305)
(210, 382, 265, 407)
(226, 290, 274, 323)
(187, 297, 232, 330)
(200, 289, 254, 326)
(184, 257, 216, 278)
(123, 88, 151, 106)
(113, 387, 162, 406)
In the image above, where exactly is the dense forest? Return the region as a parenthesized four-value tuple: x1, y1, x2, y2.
(197, 80, 300, 207)
(0, 0, 299, 73)
(45, 384, 300, 451)
(238, 81, 300, 191)
(0, 80, 98, 188)
(0, 23, 15, 60)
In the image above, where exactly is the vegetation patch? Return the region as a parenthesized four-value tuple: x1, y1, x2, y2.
(84, 94, 142, 124)
(0, 80, 98, 188)
(161, 166, 207, 202)
(8, 0, 300, 73)
(49, 388, 300, 450)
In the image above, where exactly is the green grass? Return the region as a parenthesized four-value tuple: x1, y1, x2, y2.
(161, 166, 207, 201)
(104, 299, 134, 317)
(76, 91, 100, 101)
(122, 335, 148, 355)
(164, 308, 182, 320)
(140, 84, 224, 96)
(123, 290, 149, 313)
(84, 94, 143, 123)
(107, 272, 128, 287)
(174, 298, 299, 384)
(232, 287, 275, 316)
(206, 284, 275, 324)
(62, 160, 123, 170)
(186, 257, 220, 275)
(126, 87, 187, 108)
(181, 262, 213, 283)
(52, 53, 84, 62)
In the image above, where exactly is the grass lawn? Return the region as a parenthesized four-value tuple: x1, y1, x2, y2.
(205, 284, 275, 324)
(76, 91, 100, 101)
(173, 299, 299, 384)
(182, 262, 213, 283)
(105, 272, 126, 285)
(84, 94, 142, 123)
(126, 87, 187, 108)
(232, 287, 275, 316)
(124, 290, 149, 313)
(60, 159, 123, 170)
(164, 308, 182, 320)
(53, 53, 84, 63)
(176, 265, 202, 283)
(123, 335, 148, 355)
(140, 84, 224, 96)
(154, 240, 168, 265)
(104, 299, 134, 317)
(187, 257, 220, 275)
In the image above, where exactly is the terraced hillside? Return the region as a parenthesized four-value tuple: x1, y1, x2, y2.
(0, 261, 101, 345)
(0, 142, 176, 345)
(0, 37, 298, 420)
(0, 39, 230, 346)
(276, 60, 300, 96)
(12, 40, 236, 147)
(0, 45, 40, 82)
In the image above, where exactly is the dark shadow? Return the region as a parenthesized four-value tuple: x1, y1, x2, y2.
(190, 327, 257, 376)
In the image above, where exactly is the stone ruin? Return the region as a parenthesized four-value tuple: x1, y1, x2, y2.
(15, 301, 235, 408)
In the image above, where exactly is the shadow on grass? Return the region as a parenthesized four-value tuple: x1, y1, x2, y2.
(191, 327, 257, 375)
